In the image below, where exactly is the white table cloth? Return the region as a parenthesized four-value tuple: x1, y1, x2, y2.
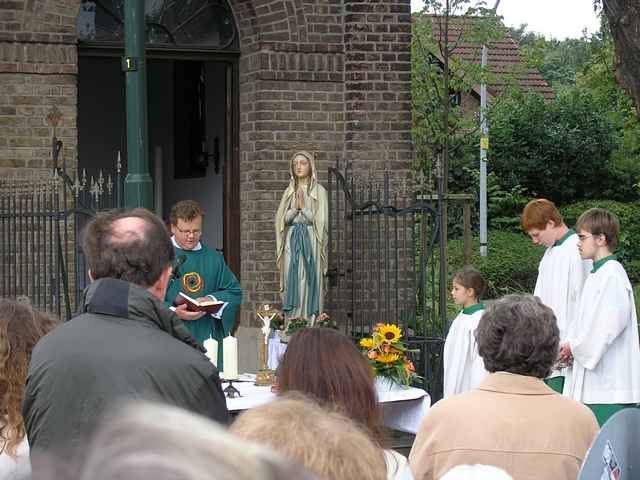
(267, 337, 287, 370)
(223, 380, 431, 434)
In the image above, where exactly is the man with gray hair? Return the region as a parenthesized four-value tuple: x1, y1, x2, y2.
(23, 208, 230, 477)
(410, 294, 598, 480)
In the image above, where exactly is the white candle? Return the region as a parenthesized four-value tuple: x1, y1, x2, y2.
(223, 335, 238, 380)
(203, 337, 218, 367)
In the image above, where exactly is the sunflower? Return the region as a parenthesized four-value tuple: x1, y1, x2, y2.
(377, 324, 402, 344)
(376, 352, 401, 364)
(359, 337, 376, 349)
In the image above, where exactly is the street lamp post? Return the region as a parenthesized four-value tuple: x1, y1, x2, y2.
(123, 0, 153, 209)
(479, 0, 501, 257)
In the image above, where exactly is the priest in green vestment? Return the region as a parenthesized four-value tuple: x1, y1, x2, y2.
(165, 200, 242, 369)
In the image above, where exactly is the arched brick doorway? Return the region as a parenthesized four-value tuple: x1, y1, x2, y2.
(75, 0, 242, 280)
(0, 0, 413, 327)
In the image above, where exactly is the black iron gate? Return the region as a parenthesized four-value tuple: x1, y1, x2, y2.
(326, 164, 447, 400)
(0, 141, 123, 319)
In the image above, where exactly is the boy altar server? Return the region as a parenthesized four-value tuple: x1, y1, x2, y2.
(560, 208, 640, 426)
(521, 199, 591, 393)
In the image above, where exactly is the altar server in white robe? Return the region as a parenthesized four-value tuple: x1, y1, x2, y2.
(560, 208, 640, 427)
(443, 267, 489, 398)
(521, 199, 592, 394)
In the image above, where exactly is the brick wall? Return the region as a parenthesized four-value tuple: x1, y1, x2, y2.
(234, 0, 413, 325)
(0, 0, 79, 172)
(344, 0, 413, 174)
(0, 0, 414, 326)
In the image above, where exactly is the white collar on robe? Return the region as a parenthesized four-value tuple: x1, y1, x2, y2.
(171, 236, 202, 251)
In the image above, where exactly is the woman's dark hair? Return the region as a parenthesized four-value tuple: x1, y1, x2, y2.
(476, 294, 559, 378)
(277, 328, 382, 440)
(452, 266, 487, 299)
(82, 208, 174, 288)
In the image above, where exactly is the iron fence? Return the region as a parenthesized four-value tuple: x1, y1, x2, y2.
(326, 164, 448, 400)
(0, 143, 123, 319)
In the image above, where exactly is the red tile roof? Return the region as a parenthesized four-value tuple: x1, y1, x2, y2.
(425, 15, 555, 101)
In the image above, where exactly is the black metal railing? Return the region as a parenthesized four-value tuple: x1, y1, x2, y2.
(326, 163, 447, 400)
(0, 141, 123, 319)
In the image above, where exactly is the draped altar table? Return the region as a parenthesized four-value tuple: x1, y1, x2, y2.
(223, 379, 431, 435)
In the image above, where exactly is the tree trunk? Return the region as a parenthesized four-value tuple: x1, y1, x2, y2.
(603, 0, 640, 114)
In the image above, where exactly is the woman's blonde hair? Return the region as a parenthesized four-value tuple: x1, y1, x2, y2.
(231, 394, 387, 480)
(0, 300, 57, 457)
(79, 401, 313, 480)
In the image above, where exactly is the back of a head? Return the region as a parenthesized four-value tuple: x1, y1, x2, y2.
(79, 402, 312, 480)
(476, 294, 559, 378)
(277, 328, 381, 437)
(521, 198, 562, 231)
(440, 465, 513, 480)
(0, 300, 58, 456)
(81, 208, 174, 287)
(231, 395, 387, 480)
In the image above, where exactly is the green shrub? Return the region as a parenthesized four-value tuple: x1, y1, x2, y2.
(635, 284, 640, 324)
(627, 260, 640, 285)
(488, 90, 618, 205)
(447, 230, 543, 299)
(560, 200, 640, 281)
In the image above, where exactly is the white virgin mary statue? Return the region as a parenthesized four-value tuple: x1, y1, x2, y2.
(275, 151, 328, 328)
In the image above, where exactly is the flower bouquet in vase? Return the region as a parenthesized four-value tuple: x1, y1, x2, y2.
(359, 323, 420, 391)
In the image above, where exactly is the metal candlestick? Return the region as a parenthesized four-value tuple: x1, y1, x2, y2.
(223, 380, 241, 398)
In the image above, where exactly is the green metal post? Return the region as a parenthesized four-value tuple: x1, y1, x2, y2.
(123, 0, 153, 209)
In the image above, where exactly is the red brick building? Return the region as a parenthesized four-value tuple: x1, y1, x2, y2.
(428, 15, 554, 111)
(0, 0, 414, 325)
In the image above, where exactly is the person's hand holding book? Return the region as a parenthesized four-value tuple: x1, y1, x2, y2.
(174, 292, 224, 316)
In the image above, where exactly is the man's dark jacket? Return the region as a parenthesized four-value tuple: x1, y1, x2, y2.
(22, 277, 230, 465)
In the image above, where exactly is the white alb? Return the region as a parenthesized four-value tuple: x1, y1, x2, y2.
(564, 259, 640, 404)
(443, 307, 488, 398)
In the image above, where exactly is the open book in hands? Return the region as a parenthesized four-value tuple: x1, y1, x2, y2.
(174, 292, 224, 315)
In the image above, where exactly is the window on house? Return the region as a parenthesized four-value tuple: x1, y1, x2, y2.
(76, 0, 238, 50)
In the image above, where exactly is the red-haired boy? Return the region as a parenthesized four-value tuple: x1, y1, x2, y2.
(521, 199, 591, 392)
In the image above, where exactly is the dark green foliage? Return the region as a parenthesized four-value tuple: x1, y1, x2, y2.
(452, 164, 528, 233)
(560, 200, 640, 281)
(417, 230, 541, 327)
(577, 41, 640, 201)
(510, 25, 593, 90)
(627, 261, 640, 285)
(487, 89, 618, 205)
(447, 230, 542, 299)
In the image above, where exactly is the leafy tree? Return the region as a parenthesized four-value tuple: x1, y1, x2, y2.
(510, 26, 592, 90)
(487, 89, 618, 205)
(504, 18, 639, 201)
(577, 37, 640, 199)
(412, 1, 504, 190)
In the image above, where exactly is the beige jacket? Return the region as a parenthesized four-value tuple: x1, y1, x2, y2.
(409, 373, 598, 480)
